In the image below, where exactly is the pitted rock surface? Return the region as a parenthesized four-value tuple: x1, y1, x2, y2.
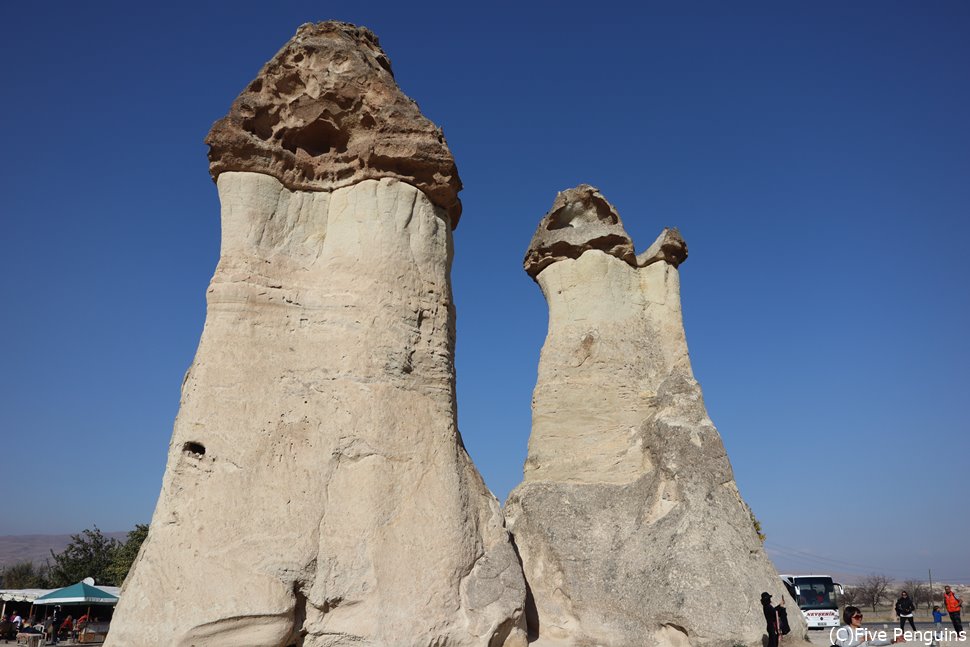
(507, 188, 808, 647)
(523, 185, 636, 279)
(637, 227, 688, 267)
(205, 21, 463, 226)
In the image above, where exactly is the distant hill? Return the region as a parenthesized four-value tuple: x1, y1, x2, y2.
(0, 532, 128, 569)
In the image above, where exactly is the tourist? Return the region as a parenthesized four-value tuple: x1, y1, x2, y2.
(895, 590, 916, 633)
(48, 606, 61, 645)
(932, 605, 948, 643)
(75, 612, 88, 638)
(59, 615, 73, 642)
(761, 591, 790, 647)
(943, 586, 963, 634)
(833, 606, 904, 647)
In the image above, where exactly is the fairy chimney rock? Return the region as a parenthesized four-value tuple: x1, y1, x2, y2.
(506, 186, 806, 647)
(107, 22, 525, 647)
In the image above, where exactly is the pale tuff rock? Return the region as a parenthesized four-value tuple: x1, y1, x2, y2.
(205, 21, 463, 226)
(523, 184, 636, 280)
(107, 23, 524, 647)
(506, 187, 805, 647)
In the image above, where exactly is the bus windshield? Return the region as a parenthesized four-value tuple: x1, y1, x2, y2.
(795, 578, 837, 609)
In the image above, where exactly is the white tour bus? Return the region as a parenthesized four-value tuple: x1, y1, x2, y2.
(779, 574, 844, 629)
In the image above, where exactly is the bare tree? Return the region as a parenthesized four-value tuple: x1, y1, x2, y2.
(856, 574, 893, 612)
(841, 585, 860, 607)
(903, 580, 930, 609)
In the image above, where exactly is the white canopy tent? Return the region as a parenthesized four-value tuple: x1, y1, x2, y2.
(1, 589, 51, 626)
(1, 589, 52, 603)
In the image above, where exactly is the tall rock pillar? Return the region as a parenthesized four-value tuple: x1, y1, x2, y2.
(505, 186, 804, 647)
(107, 22, 525, 647)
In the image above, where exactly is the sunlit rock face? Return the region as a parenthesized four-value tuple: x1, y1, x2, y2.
(106, 22, 525, 647)
(505, 186, 805, 647)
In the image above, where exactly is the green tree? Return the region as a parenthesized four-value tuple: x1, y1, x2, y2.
(106, 524, 149, 585)
(0, 560, 49, 588)
(47, 527, 120, 587)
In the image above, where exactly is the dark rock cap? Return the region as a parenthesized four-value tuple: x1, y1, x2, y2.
(523, 185, 636, 280)
(205, 21, 463, 226)
(636, 227, 688, 268)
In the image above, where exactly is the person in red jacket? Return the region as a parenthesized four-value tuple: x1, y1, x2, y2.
(59, 615, 74, 641)
(943, 585, 963, 634)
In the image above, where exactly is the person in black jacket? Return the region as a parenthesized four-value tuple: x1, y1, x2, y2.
(762, 591, 789, 647)
(895, 591, 916, 633)
(49, 606, 62, 645)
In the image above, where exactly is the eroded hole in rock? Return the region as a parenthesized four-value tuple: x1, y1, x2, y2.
(243, 108, 278, 141)
(547, 198, 619, 230)
(368, 153, 412, 178)
(322, 596, 343, 614)
(586, 233, 636, 253)
(374, 52, 392, 74)
(656, 623, 691, 647)
(547, 205, 581, 230)
(335, 166, 356, 181)
(289, 584, 308, 644)
(182, 441, 206, 457)
(281, 118, 349, 156)
(333, 94, 357, 110)
(275, 72, 303, 96)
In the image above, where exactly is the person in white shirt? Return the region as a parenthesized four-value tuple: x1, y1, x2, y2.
(833, 606, 904, 647)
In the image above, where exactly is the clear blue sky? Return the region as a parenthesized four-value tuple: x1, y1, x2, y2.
(2, 1, 967, 584)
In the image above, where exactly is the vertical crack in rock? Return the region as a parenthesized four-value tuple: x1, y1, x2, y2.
(107, 21, 524, 647)
(505, 186, 809, 647)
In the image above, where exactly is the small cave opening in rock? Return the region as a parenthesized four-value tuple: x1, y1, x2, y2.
(547, 198, 619, 230)
(182, 441, 206, 457)
(275, 72, 303, 96)
(243, 108, 278, 141)
(288, 583, 308, 645)
(281, 118, 349, 157)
